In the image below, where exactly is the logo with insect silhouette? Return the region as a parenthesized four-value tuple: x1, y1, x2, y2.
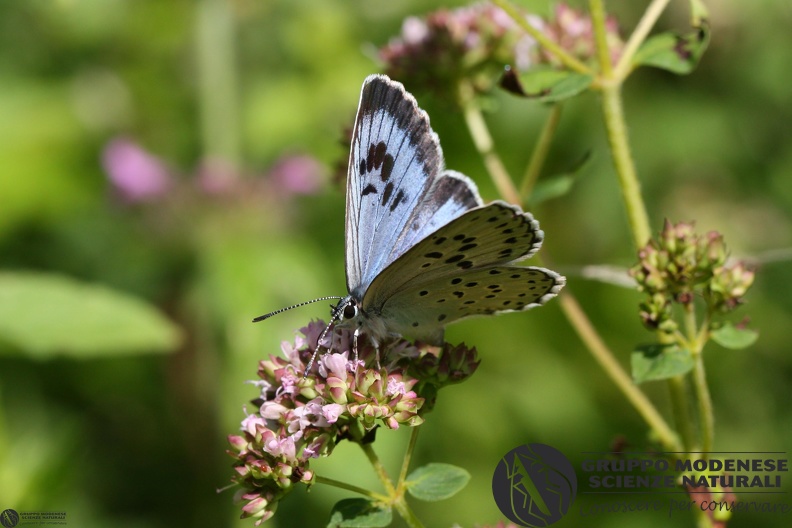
(0, 509, 19, 528)
(492, 443, 577, 527)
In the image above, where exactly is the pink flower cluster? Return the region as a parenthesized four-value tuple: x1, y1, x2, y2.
(226, 322, 480, 524)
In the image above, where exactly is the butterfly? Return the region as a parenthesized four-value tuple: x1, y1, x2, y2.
(256, 75, 565, 371)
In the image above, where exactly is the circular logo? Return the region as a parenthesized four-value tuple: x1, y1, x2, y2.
(0, 509, 19, 528)
(492, 443, 577, 527)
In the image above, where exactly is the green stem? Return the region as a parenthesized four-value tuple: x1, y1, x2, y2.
(359, 441, 397, 497)
(686, 308, 714, 457)
(612, 0, 673, 81)
(315, 476, 387, 501)
(667, 375, 697, 451)
(460, 90, 521, 205)
(599, 83, 652, 247)
(492, 0, 595, 76)
(520, 104, 563, 201)
(195, 0, 240, 167)
(461, 91, 679, 452)
(558, 292, 682, 451)
(692, 349, 714, 455)
(588, 0, 614, 78)
(683, 304, 714, 455)
(352, 421, 424, 528)
(392, 495, 425, 528)
(397, 426, 421, 490)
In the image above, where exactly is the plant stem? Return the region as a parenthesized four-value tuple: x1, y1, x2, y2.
(359, 441, 397, 497)
(588, 0, 613, 78)
(354, 422, 423, 527)
(558, 292, 682, 451)
(315, 476, 387, 501)
(599, 83, 652, 247)
(460, 90, 521, 205)
(195, 0, 240, 167)
(520, 104, 563, 201)
(613, 0, 673, 81)
(397, 426, 421, 490)
(460, 87, 678, 451)
(691, 350, 714, 455)
(392, 494, 425, 528)
(667, 375, 697, 451)
(492, 0, 595, 76)
(682, 304, 714, 455)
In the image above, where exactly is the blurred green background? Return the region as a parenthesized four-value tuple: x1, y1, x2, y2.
(1, 0, 791, 527)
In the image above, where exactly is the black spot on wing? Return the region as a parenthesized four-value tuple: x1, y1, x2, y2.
(366, 143, 376, 173)
(389, 189, 406, 212)
(362, 184, 377, 196)
(373, 141, 387, 170)
(381, 154, 394, 181)
(381, 181, 394, 206)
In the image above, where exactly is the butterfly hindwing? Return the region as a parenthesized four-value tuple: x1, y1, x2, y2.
(345, 76, 480, 300)
(361, 201, 546, 310)
(378, 265, 564, 343)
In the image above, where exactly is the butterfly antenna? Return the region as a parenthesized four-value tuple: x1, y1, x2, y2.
(252, 296, 344, 323)
(303, 299, 347, 375)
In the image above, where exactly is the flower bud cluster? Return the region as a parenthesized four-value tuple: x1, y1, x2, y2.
(378, 3, 623, 98)
(227, 321, 479, 524)
(630, 220, 755, 332)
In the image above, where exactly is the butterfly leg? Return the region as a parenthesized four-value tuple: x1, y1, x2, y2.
(352, 325, 381, 371)
(304, 321, 334, 376)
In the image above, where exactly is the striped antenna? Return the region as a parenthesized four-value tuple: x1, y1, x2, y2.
(252, 296, 344, 323)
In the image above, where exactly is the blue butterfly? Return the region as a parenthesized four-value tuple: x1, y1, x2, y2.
(257, 75, 564, 370)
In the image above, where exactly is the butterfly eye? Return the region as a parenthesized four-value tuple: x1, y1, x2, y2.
(342, 301, 358, 320)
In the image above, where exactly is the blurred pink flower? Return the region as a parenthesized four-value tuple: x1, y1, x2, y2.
(102, 137, 172, 202)
(268, 154, 324, 196)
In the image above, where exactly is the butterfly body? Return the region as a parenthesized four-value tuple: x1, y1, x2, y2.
(330, 75, 565, 350)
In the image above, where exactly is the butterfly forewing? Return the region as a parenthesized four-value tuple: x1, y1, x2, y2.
(346, 75, 480, 299)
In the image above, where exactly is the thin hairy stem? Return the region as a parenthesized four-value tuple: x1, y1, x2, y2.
(520, 104, 563, 201)
(461, 85, 679, 451)
(315, 476, 387, 501)
(588, 0, 614, 78)
(599, 83, 652, 247)
(397, 427, 421, 490)
(460, 88, 521, 205)
(558, 292, 682, 451)
(613, 0, 673, 81)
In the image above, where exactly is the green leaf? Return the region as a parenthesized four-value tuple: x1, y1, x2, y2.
(710, 322, 758, 350)
(406, 463, 470, 502)
(500, 67, 593, 103)
(632, 344, 694, 383)
(529, 175, 574, 206)
(632, 23, 710, 75)
(528, 151, 592, 206)
(0, 272, 181, 359)
(327, 499, 391, 528)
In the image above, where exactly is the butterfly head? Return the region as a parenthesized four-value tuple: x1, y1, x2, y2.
(334, 296, 359, 323)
